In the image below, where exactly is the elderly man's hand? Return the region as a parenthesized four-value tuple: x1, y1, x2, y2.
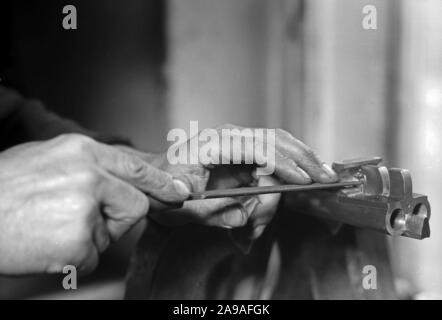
(0, 134, 189, 275)
(122, 124, 338, 240)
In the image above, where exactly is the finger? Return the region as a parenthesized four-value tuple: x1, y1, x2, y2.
(209, 125, 312, 184)
(90, 142, 190, 203)
(206, 203, 249, 228)
(250, 175, 281, 239)
(273, 149, 312, 184)
(274, 129, 338, 183)
(96, 171, 150, 240)
(157, 197, 248, 228)
(201, 194, 263, 228)
(185, 197, 247, 228)
(227, 193, 268, 252)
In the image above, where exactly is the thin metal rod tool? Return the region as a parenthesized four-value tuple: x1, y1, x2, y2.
(189, 180, 363, 200)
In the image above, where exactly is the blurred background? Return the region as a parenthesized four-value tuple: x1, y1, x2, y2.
(0, 0, 440, 299)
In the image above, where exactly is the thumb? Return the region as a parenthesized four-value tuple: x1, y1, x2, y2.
(90, 142, 190, 203)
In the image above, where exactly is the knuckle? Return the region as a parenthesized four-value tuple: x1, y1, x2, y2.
(275, 128, 285, 135)
(215, 123, 237, 133)
(298, 144, 317, 161)
(292, 136, 309, 149)
(58, 134, 94, 154)
(124, 156, 148, 179)
(74, 167, 102, 188)
(67, 192, 98, 222)
(275, 128, 290, 137)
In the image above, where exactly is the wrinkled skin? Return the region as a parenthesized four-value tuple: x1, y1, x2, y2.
(121, 124, 338, 240)
(0, 134, 189, 275)
(0, 125, 337, 276)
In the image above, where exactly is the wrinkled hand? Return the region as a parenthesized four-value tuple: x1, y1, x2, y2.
(126, 124, 338, 240)
(0, 134, 189, 275)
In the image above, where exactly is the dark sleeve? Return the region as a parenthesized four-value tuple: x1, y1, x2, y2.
(0, 85, 131, 150)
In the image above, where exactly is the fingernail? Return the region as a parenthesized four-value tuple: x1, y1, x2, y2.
(223, 207, 247, 228)
(297, 168, 311, 182)
(252, 225, 266, 239)
(322, 163, 338, 180)
(173, 179, 190, 198)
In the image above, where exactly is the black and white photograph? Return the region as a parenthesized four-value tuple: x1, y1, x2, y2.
(0, 0, 441, 308)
